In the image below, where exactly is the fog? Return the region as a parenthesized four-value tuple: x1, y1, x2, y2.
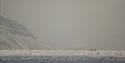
(0, 0, 125, 50)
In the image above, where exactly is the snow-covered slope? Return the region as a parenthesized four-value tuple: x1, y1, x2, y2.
(0, 16, 46, 50)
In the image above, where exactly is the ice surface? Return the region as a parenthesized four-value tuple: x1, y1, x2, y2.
(0, 56, 125, 63)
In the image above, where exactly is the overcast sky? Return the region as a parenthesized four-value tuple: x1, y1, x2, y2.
(0, 0, 125, 50)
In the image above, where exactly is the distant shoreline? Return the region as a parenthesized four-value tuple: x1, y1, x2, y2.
(0, 50, 124, 57)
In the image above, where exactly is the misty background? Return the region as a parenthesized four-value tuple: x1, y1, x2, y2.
(0, 0, 125, 50)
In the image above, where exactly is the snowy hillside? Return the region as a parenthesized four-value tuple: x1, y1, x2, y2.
(0, 16, 47, 50)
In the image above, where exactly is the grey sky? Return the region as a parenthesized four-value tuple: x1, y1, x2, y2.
(0, 0, 125, 50)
